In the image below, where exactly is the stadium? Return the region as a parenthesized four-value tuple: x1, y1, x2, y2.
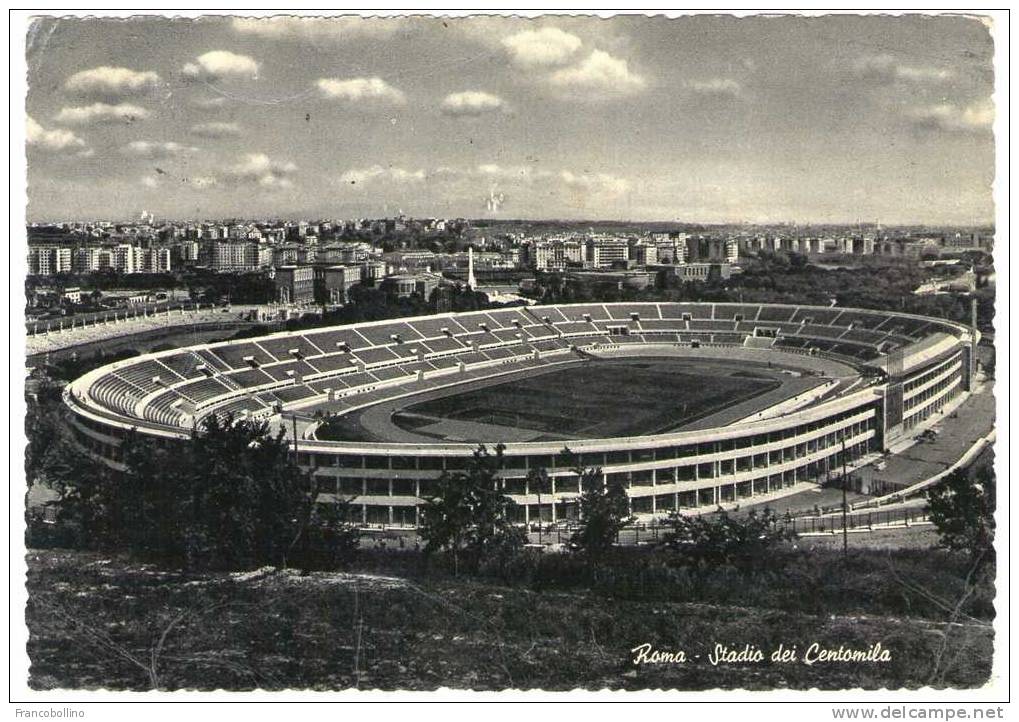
(64, 302, 979, 527)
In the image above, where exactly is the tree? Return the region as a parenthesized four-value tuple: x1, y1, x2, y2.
(661, 508, 795, 571)
(418, 444, 524, 575)
(526, 466, 551, 542)
(305, 498, 360, 569)
(46, 414, 320, 571)
(926, 465, 996, 570)
(569, 467, 632, 555)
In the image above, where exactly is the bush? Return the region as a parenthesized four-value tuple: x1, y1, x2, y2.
(661, 508, 796, 571)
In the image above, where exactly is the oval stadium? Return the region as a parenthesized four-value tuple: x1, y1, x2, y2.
(64, 302, 979, 528)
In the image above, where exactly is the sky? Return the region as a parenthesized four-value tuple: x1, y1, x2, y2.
(24, 14, 996, 225)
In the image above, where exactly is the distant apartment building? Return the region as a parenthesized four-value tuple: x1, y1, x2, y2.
(533, 239, 584, 271)
(684, 237, 738, 264)
(630, 241, 658, 266)
(211, 241, 271, 271)
(902, 238, 942, 258)
(274, 265, 315, 305)
(502, 247, 525, 267)
(316, 264, 363, 305)
(173, 240, 200, 267)
(943, 231, 992, 250)
(383, 250, 437, 273)
(360, 260, 388, 284)
(318, 242, 372, 265)
(111, 244, 138, 274)
(651, 233, 689, 264)
(137, 247, 172, 273)
(227, 224, 249, 240)
(586, 237, 629, 268)
(261, 228, 287, 245)
(272, 244, 301, 266)
(27, 247, 72, 276)
(74, 247, 103, 273)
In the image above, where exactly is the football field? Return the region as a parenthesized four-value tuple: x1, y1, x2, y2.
(386, 358, 783, 441)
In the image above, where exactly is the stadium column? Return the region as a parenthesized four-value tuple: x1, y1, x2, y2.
(650, 468, 658, 517)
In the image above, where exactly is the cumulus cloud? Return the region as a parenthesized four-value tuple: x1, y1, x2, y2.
(440, 91, 507, 117)
(906, 98, 994, 133)
(54, 102, 149, 125)
(27, 116, 87, 152)
(122, 141, 199, 159)
(475, 163, 548, 182)
(190, 121, 242, 138)
(64, 66, 161, 101)
(223, 152, 297, 188)
(329, 159, 631, 214)
(397, 162, 628, 197)
(141, 171, 217, 190)
(502, 27, 582, 68)
(231, 16, 398, 41)
(182, 51, 259, 82)
(316, 77, 406, 105)
(560, 170, 631, 198)
(476, 164, 631, 211)
(853, 55, 954, 84)
(549, 50, 646, 96)
(191, 96, 229, 109)
(186, 175, 219, 189)
(685, 78, 742, 97)
(339, 165, 426, 185)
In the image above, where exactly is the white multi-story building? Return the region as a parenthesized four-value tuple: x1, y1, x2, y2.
(653, 235, 689, 264)
(137, 247, 172, 273)
(587, 237, 629, 268)
(211, 241, 266, 271)
(725, 238, 739, 264)
(74, 247, 103, 273)
(27, 247, 73, 276)
(631, 241, 659, 266)
(533, 239, 585, 271)
(111, 244, 137, 274)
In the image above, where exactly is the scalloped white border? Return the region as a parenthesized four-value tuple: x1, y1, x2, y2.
(6, 7, 1010, 710)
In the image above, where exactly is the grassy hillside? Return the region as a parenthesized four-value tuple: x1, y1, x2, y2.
(26, 546, 993, 691)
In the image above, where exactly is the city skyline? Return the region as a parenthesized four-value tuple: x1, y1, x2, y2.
(25, 14, 996, 225)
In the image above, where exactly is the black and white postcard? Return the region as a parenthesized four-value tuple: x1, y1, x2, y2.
(11, 9, 1009, 712)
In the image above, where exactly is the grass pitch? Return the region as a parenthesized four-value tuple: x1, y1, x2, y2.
(392, 358, 780, 441)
